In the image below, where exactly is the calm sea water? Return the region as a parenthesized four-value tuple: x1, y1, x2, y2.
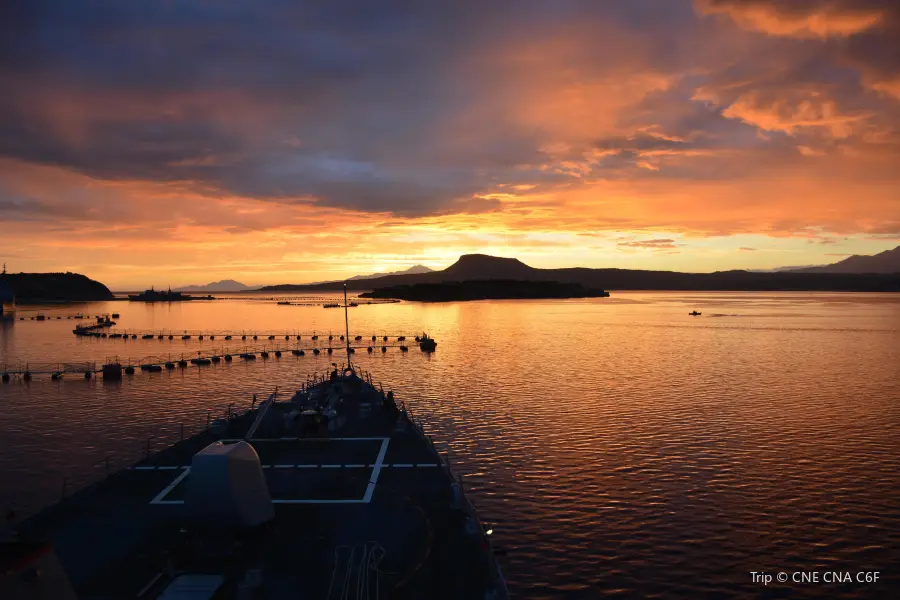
(1, 292, 899, 598)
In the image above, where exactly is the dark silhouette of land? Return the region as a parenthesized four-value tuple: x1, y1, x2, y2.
(359, 280, 610, 302)
(259, 254, 900, 293)
(1, 272, 114, 302)
(789, 246, 900, 274)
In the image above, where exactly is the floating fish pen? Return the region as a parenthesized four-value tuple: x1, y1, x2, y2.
(8, 330, 437, 380)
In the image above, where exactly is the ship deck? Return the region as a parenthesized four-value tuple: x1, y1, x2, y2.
(12, 371, 506, 599)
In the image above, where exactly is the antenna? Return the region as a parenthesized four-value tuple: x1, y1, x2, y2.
(343, 283, 352, 370)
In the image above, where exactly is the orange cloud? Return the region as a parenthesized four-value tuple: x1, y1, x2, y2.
(695, 0, 886, 38)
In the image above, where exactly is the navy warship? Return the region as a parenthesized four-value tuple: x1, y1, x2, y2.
(2, 286, 508, 599)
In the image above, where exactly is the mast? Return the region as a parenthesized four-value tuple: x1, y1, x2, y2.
(343, 283, 352, 369)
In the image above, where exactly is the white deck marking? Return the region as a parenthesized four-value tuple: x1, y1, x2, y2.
(222, 437, 386, 442)
(297, 464, 318, 468)
(392, 463, 413, 468)
(151, 499, 366, 505)
(133, 465, 156, 471)
(345, 464, 365, 468)
(416, 463, 439, 467)
(272, 499, 364, 504)
(321, 464, 341, 468)
(158, 465, 179, 470)
(274, 464, 294, 468)
(150, 467, 191, 505)
(362, 438, 390, 503)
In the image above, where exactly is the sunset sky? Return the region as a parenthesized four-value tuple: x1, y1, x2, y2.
(2, 0, 899, 288)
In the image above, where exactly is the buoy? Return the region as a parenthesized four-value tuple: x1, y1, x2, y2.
(148, 365, 162, 372)
(340, 335, 344, 341)
(368, 347, 373, 353)
(52, 372, 62, 380)
(124, 366, 135, 375)
(210, 335, 215, 340)
(268, 335, 275, 340)
(398, 336, 406, 341)
(1, 373, 9, 383)
(225, 335, 232, 340)
(284, 335, 289, 340)
(400, 346, 409, 352)
(355, 335, 362, 341)
(23, 371, 32, 381)
(329, 335, 333, 341)
(199, 335, 204, 340)
(381, 346, 387, 353)
(312, 335, 318, 340)
(372, 335, 376, 341)
(84, 371, 92, 379)
(253, 335, 258, 340)
(349, 347, 355, 354)
(292, 349, 301, 356)
(182, 335, 190, 340)
(211, 356, 221, 363)
(178, 360, 187, 368)
(383, 336, 388, 341)
(242, 335, 247, 340)
(327, 348, 333, 354)
(165, 362, 175, 369)
(296, 335, 301, 340)
(168, 335, 173, 340)
(261, 351, 269, 358)
(224, 354, 233, 361)
(299, 350, 306, 356)
(112, 313, 120, 318)
(313, 348, 320, 355)
(274, 350, 282, 357)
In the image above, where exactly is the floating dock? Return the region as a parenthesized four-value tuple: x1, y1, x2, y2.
(2, 336, 436, 381)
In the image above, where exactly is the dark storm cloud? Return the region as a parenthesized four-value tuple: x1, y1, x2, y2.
(0, 0, 708, 216)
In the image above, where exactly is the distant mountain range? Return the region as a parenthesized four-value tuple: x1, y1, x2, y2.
(259, 252, 900, 293)
(172, 267, 434, 291)
(346, 265, 433, 281)
(787, 246, 900, 274)
(173, 279, 257, 292)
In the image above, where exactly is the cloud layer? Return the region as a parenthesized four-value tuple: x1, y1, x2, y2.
(1, 0, 899, 285)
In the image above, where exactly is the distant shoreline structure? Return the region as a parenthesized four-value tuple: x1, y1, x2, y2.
(127, 287, 214, 302)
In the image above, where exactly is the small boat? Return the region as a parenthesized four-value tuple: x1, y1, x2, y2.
(348, 302, 358, 307)
(277, 301, 291, 305)
(689, 311, 702, 316)
(323, 303, 340, 309)
(419, 333, 437, 352)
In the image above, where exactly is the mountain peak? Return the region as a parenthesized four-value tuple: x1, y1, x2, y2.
(173, 279, 254, 292)
(443, 254, 536, 279)
(790, 245, 900, 274)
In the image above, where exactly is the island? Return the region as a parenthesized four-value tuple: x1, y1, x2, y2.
(259, 253, 900, 293)
(0, 271, 114, 302)
(358, 279, 610, 302)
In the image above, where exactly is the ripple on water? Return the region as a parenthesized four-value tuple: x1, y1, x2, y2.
(1, 292, 899, 597)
